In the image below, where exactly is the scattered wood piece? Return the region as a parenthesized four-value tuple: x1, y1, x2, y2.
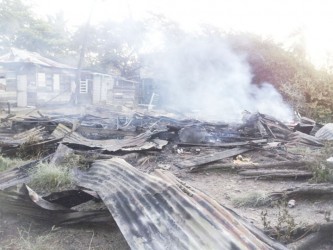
(238, 169, 313, 179)
(178, 139, 268, 148)
(189, 160, 312, 172)
(268, 183, 333, 200)
(177, 147, 251, 168)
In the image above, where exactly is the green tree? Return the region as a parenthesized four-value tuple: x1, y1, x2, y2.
(72, 19, 147, 78)
(227, 33, 333, 121)
(0, 0, 71, 56)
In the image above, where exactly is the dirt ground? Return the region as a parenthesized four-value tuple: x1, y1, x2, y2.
(0, 106, 332, 249)
(0, 213, 130, 250)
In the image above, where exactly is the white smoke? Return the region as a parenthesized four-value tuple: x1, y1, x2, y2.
(150, 34, 293, 122)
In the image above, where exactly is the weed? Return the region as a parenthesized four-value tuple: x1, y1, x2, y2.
(261, 199, 298, 243)
(17, 226, 57, 250)
(29, 163, 73, 193)
(232, 192, 271, 207)
(16, 135, 46, 160)
(310, 162, 333, 183)
(309, 142, 333, 183)
(0, 155, 24, 172)
(62, 152, 90, 169)
(261, 210, 271, 230)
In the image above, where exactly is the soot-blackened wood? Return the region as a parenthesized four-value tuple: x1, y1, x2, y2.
(268, 183, 333, 200)
(238, 169, 313, 179)
(177, 147, 252, 168)
(189, 160, 311, 172)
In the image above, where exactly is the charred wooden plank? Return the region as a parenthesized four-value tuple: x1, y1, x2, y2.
(177, 147, 251, 168)
(189, 160, 312, 172)
(238, 169, 313, 179)
(178, 139, 268, 148)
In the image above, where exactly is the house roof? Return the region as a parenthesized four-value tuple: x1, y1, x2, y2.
(0, 48, 75, 69)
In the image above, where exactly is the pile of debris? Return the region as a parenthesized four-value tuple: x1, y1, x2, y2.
(1, 106, 332, 249)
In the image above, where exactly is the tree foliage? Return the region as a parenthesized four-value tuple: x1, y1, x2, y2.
(0, 0, 70, 56)
(228, 33, 333, 122)
(72, 19, 147, 78)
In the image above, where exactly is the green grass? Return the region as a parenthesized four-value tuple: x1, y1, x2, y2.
(232, 192, 271, 207)
(29, 163, 73, 192)
(16, 227, 58, 250)
(309, 142, 333, 183)
(0, 155, 24, 172)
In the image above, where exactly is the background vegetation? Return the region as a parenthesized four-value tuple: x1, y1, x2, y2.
(0, 0, 332, 122)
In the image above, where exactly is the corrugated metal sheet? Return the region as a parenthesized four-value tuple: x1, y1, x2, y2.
(0, 127, 46, 146)
(51, 123, 73, 139)
(0, 184, 113, 225)
(62, 129, 168, 152)
(289, 131, 323, 146)
(0, 160, 39, 190)
(0, 48, 75, 69)
(315, 123, 333, 140)
(77, 158, 287, 250)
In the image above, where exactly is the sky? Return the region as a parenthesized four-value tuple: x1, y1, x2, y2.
(32, 0, 333, 68)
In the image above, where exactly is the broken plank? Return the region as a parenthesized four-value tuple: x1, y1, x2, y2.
(178, 139, 268, 148)
(238, 169, 313, 179)
(177, 147, 251, 168)
(268, 183, 333, 200)
(189, 160, 312, 172)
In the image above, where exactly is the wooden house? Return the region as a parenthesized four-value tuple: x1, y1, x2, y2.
(0, 48, 115, 107)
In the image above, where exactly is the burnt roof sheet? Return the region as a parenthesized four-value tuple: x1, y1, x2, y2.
(77, 158, 287, 250)
(62, 129, 167, 152)
(0, 48, 75, 69)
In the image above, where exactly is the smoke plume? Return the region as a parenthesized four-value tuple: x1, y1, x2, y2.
(151, 34, 293, 122)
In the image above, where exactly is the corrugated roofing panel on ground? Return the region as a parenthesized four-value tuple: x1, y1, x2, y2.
(63, 129, 167, 152)
(77, 158, 287, 250)
(315, 123, 333, 140)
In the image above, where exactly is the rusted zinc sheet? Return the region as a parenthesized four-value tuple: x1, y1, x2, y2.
(0, 127, 46, 146)
(0, 160, 39, 190)
(77, 158, 287, 250)
(0, 184, 112, 225)
(315, 123, 333, 140)
(153, 169, 287, 250)
(51, 123, 73, 139)
(288, 131, 323, 146)
(62, 129, 168, 152)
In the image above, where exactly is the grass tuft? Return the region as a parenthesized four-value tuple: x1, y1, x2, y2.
(16, 227, 58, 250)
(0, 156, 24, 172)
(29, 163, 73, 192)
(232, 192, 271, 207)
(309, 141, 333, 183)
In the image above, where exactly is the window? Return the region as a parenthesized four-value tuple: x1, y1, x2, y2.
(80, 80, 88, 93)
